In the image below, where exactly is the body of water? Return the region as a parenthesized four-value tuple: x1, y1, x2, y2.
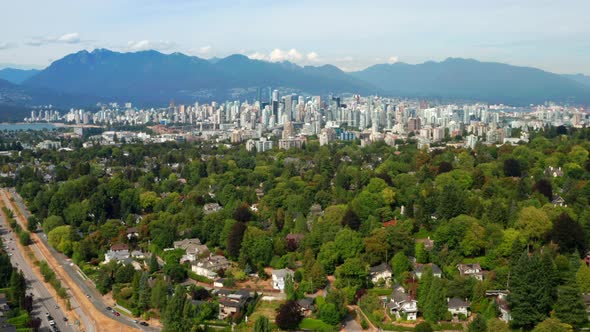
(0, 123, 57, 131)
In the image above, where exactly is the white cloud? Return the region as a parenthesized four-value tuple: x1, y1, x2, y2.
(26, 32, 84, 46)
(126, 40, 176, 51)
(387, 56, 399, 64)
(248, 52, 266, 60)
(56, 32, 80, 44)
(198, 45, 212, 54)
(306, 52, 319, 62)
(248, 48, 319, 64)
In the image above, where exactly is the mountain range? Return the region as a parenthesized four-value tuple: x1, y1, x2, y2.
(1, 48, 589, 108)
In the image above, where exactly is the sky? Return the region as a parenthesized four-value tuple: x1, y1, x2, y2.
(0, 0, 589, 74)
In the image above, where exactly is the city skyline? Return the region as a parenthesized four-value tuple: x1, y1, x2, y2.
(1, 0, 589, 74)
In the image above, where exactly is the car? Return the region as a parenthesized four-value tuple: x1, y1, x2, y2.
(133, 320, 138, 324)
(49, 320, 56, 326)
(113, 311, 120, 317)
(63, 317, 68, 322)
(47, 315, 54, 321)
(139, 322, 149, 326)
(105, 306, 112, 311)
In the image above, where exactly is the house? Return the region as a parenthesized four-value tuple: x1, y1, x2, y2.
(545, 166, 564, 178)
(191, 254, 231, 279)
(416, 237, 434, 251)
(370, 263, 393, 284)
(203, 203, 222, 215)
(413, 263, 442, 279)
(297, 298, 314, 317)
(386, 289, 418, 320)
(126, 227, 139, 240)
(213, 278, 225, 288)
(486, 290, 511, 322)
(218, 289, 253, 320)
(174, 238, 209, 263)
(272, 268, 295, 292)
(457, 263, 484, 281)
(447, 297, 470, 317)
(552, 195, 567, 207)
(103, 244, 130, 264)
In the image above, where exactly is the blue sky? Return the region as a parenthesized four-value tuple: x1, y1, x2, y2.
(1, 0, 589, 74)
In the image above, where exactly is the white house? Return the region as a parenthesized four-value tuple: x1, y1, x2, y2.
(272, 268, 295, 292)
(369, 263, 393, 285)
(191, 254, 231, 279)
(457, 263, 484, 281)
(387, 289, 418, 321)
(447, 297, 470, 317)
(414, 263, 442, 279)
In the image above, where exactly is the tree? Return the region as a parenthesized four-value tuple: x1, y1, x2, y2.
(275, 300, 303, 330)
(508, 253, 557, 329)
(468, 315, 487, 332)
(341, 208, 361, 230)
(486, 318, 510, 332)
(18, 231, 31, 246)
(423, 277, 447, 323)
(532, 318, 573, 332)
(148, 254, 160, 273)
(576, 263, 590, 293)
(554, 284, 587, 329)
(318, 303, 341, 325)
(307, 261, 327, 292)
(533, 179, 553, 201)
(253, 316, 271, 332)
(415, 322, 433, 332)
(115, 263, 136, 284)
(516, 206, 551, 245)
(48, 225, 75, 256)
(334, 228, 364, 261)
(548, 213, 586, 254)
(391, 252, 410, 279)
(227, 222, 247, 259)
(335, 258, 369, 289)
(42, 215, 64, 233)
(9, 269, 26, 309)
(239, 227, 273, 269)
(503, 158, 521, 177)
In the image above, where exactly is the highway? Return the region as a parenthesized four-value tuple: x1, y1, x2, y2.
(3, 188, 160, 332)
(1, 214, 73, 332)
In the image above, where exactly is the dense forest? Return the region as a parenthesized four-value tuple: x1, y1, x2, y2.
(5, 125, 590, 331)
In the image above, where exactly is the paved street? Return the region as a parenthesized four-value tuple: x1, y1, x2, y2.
(1, 216, 74, 332)
(5, 188, 160, 332)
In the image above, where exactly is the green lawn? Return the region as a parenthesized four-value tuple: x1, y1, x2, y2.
(369, 288, 393, 296)
(299, 318, 336, 331)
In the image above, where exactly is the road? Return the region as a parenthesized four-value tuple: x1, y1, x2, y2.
(3, 188, 159, 332)
(1, 214, 73, 332)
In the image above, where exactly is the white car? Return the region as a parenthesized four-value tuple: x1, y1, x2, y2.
(49, 320, 56, 326)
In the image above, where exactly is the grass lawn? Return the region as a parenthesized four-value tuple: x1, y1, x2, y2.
(248, 300, 280, 323)
(369, 288, 393, 296)
(413, 228, 432, 239)
(299, 318, 335, 331)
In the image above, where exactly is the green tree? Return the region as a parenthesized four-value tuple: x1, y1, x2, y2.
(486, 318, 510, 332)
(307, 261, 327, 292)
(239, 226, 273, 269)
(47, 225, 75, 256)
(415, 322, 433, 332)
(335, 258, 369, 289)
(227, 222, 247, 259)
(468, 315, 487, 332)
(532, 318, 573, 332)
(423, 277, 447, 323)
(391, 252, 410, 280)
(318, 303, 341, 326)
(516, 206, 551, 245)
(554, 283, 587, 329)
(9, 269, 26, 309)
(253, 316, 271, 332)
(42, 215, 64, 233)
(334, 228, 364, 260)
(576, 263, 590, 293)
(148, 254, 160, 273)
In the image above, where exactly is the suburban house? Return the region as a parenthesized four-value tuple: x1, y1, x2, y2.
(447, 297, 470, 317)
(545, 166, 564, 178)
(369, 263, 393, 284)
(103, 244, 144, 270)
(272, 268, 295, 292)
(173, 238, 209, 263)
(191, 254, 231, 279)
(415, 237, 435, 251)
(457, 263, 484, 281)
(386, 289, 418, 321)
(217, 289, 253, 320)
(413, 263, 442, 279)
(297, 298, 314, 317)
(486, 290, 512, 322)
(203, 203, 222, 215)
(552, 195, 567, 207)
(126, 227, 139, 240)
